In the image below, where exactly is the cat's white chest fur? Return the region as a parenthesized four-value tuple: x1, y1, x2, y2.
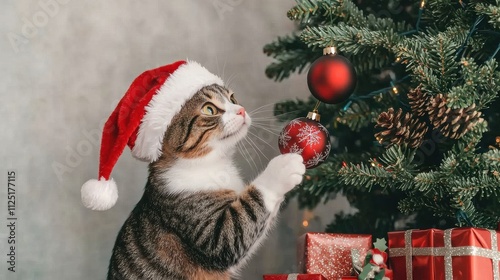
(162, 152, 245, 193)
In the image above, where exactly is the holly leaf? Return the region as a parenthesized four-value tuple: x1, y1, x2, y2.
(373, 238, 388, 252)
(358, 265, 373, 280)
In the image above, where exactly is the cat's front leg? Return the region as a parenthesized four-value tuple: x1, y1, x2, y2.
(229, 153, 305, 275)
(252, 153, 306, 213)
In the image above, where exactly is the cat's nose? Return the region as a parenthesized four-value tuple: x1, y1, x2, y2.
(237, 107, 246, 118)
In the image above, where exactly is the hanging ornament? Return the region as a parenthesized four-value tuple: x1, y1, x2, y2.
(278, 106, 331, 169)
(307, 47, 357, 104)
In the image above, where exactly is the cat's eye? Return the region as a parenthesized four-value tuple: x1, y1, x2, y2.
(230, 95, 238, 104)
(201, 104, 218, 115)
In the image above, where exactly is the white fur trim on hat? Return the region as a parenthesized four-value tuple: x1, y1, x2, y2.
(132, 61, 223, 162)
(81, 177, 118, 211)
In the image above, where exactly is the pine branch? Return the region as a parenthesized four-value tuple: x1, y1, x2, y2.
(398, 195, 455, 218)
(287, 0, 336, 24)
(301, 23, 401, 54)
(447, 58, 500, 109)
(337, 100, 382, 131)
(476, 1, 500, 30)
(482, 149, 500, 168)
(268, 0, 500, 231)
(394, 32, 461, 93)
(339, 146, 417, 191)
(263, 34, 306, 58)
(451, 174, 500, 200)
(264, 50, 321, 82)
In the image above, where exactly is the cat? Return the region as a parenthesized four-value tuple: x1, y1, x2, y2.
(107, 84, 306, 280)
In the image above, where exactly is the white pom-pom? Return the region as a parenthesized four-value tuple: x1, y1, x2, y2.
(372, 253, 384, 265)
(81, 177, 118, 211)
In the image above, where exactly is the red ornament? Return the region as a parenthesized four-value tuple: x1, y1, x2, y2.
(278, 116, 331, 169)
(307, 53, 357, 104)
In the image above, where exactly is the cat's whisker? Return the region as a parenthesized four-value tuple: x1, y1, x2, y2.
(250, 121, 284, 128)
(250, 128, 281, 136)
(244, 136, 269, 162)
(239, 140, 259, 172)
(241, 138, 263, 167)
(225, 72, 238, 89)
(251, 124, 282, 130)
(222, 58, 226, 83)
(249, 109, 303, 118)
(216, 55, 221, 79)
(236, 142, 252, 170)
(250, 125, 281, 136)
(249, 103, 276, 114)
(246, 130, 279, 152)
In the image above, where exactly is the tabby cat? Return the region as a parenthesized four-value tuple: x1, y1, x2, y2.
(107, 84, 306, 280)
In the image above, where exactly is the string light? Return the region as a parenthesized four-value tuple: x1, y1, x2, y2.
(420, 0, 426, 9)
(342, 100, 353, 112)
(390, 81, 398, 94)
(302, 209, 314, 228)
(371, 158, 382, 167)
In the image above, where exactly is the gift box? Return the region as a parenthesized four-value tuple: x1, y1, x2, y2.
(298, 233, 372, 280)
(263, 274, 327, 280)
(388, 227, 500, 280)
(338, 277, 357, 280)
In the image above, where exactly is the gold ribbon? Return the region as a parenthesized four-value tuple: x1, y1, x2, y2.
(389, 229, 500, 280)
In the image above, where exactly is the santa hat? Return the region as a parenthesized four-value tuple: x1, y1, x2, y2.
(81, 60, 223, 211)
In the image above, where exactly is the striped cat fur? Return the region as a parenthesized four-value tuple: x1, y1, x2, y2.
(108, 84, 305, 280)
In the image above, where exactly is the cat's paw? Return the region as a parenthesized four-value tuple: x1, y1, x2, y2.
(253, 153, 306, 210)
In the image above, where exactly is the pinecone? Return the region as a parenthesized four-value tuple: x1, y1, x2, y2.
(375, 108, 428, 148)
(427, 94, 484, 139)
(407, 87, 430, 117)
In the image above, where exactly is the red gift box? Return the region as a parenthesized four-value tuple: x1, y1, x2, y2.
(388, 227, 500, 280)
(298, 233, 372, 280)
(338, 277, 357, 280)
(263, 274, 327, 280)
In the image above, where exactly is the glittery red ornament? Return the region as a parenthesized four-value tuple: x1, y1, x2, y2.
(307, 54, 357, 104)
(278, 116, 331, 169)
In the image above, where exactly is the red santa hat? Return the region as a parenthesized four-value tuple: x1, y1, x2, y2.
(81, 60, 223, 211)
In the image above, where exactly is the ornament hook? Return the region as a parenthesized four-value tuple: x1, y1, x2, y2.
(323, 46, 337, 55)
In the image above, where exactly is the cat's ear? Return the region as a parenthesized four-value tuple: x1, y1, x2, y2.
(81, 60, 224, 210)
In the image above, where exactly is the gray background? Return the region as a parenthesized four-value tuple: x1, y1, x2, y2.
(0, 1, 351, 279)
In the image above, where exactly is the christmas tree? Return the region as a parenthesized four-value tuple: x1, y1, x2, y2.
(265, 0, 500, 237)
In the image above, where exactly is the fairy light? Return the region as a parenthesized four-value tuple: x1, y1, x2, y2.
(390, 81, 399, 94)
(302, 220, 309, 227)
(420, 0, 426, 9)
(342, 100, 353, 112)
